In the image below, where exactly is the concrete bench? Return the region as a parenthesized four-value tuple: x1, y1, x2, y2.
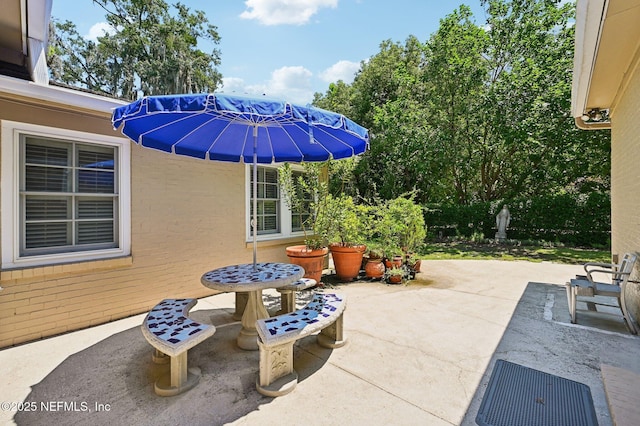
(275, 278, 317, 315)
(255, 292, 347, 397)
(142, 298, 216, 396)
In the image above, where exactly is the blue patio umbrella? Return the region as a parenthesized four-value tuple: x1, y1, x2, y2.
(112, 93, 369, 269)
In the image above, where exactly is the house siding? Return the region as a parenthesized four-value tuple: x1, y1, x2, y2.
(0, 96, 293, 348)
(611, 58, 640, 324)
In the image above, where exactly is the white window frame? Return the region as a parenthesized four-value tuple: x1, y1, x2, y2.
(245, 164, 306, 242)
(1, 120, 131, 269)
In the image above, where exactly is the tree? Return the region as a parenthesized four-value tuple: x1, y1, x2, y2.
(421, 5, 488, 204)
(347, 36, 437, 202)
(314, 0, 611, 205)
(474, 0, 580, 201)
(47, 0, 222, 99)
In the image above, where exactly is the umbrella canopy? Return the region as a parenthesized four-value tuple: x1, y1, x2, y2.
(112, 93, 368, 163)
(112, 93, 369, 268)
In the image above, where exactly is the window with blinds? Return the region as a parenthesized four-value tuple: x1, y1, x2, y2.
(250, 166, 279, 235)
(20, 136, 118, 256)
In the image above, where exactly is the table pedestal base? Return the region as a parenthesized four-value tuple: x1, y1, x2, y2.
(233, 292, 249, 321)
(237, 328, 259, 350)
(237, 290, 269, 350)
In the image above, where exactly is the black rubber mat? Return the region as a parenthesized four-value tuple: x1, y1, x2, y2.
(476, 359, 598, 426)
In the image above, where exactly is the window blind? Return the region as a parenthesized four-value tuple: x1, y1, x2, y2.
(21, 137, 118, 255)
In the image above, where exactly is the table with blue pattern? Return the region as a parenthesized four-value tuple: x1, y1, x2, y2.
(201, 262, 304, 350)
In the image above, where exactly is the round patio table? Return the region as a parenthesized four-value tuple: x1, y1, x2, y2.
(201, 262, 304, 350)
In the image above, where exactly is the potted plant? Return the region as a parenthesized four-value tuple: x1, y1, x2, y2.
(364, 242, 385, 280)
(316, 194, 367, 281)
(385, 267, 405, 284)
(405, 253, 422, 279)
(279, 162, 329, 283)
(379, 194, 426, 273)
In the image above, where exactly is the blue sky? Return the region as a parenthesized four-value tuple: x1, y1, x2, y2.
(51, 0, 487, 104)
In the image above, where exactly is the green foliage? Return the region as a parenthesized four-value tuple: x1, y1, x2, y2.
(379, 195, 426, 253)
(327, 157, 360, 197)
(316, 194, 368, 247)
(313, 0, 611, 205)
(386, 267, 405, 276)
(47, 0, 222, 99)
(278, 162, 328, 250)
(425, 192, 611, 247)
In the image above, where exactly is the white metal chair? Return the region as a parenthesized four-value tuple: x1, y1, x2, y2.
(566, 253, 638, 334)
(581, 252, 634, 286)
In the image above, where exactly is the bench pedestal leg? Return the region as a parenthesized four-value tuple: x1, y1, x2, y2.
(256, 340, 298, 397)
(317, 312, 347, 348)
(152, 348, 170, 364)
(276, 289, 296, 315)
(154, 351, 201, 397)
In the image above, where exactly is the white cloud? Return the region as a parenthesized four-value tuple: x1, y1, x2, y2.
(319, 60, 360, 84)
(221, 66, 314, 105)
(221, 77, 248, 94)
(85, 22, 116, 42)
(240, 0, 338, 25)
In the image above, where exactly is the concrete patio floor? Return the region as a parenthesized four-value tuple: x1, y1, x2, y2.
(1, 259, 639, 426)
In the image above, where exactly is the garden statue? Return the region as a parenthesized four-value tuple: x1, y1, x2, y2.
(495, 205, 511, 242)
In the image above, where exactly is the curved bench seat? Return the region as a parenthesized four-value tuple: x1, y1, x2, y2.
(142, 298, 216, 396)
(255, 292, 347, 397)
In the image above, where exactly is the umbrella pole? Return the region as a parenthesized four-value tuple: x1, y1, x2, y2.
(252, 125, 258, 271)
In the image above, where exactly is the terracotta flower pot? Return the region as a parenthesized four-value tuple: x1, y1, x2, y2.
(387, 274, 402, 284)
(329, 243, 366, 282)
(364, 258, 385, 279)
(285, 245, 328, 283)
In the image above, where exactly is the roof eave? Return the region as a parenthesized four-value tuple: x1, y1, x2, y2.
(0, 74, 127, 115)
(571, 0, 611, 129)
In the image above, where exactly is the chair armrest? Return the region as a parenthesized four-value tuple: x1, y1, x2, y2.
(583, 262, 616, 274)
(586, 269, 630, 284)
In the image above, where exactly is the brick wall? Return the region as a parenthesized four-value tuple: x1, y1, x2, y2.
(0, 101, 295, 348)
(611, 58, 640, 324)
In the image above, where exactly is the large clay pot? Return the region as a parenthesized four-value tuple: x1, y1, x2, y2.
(364, 258, 385, 279)
(329, 243, 366, 282)
(285, 245, 328, 283)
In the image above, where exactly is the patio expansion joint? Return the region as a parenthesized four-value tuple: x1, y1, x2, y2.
(443, 286, 519, 303)
(419, 294, 514, 330)
(302, 347, 458, 425)
(350, 328, 481, 376)
(326, 328, 477, 420)
(340, 364, 456, 424)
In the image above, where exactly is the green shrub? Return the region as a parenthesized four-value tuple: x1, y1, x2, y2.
(379, 195, 427, 255)
(424, 192, 610, 248)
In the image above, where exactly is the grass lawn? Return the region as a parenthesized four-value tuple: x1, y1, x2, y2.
(421, 241, 611, 264)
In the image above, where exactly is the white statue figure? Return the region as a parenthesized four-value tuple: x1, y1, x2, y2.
(495, 205, 511, 242)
